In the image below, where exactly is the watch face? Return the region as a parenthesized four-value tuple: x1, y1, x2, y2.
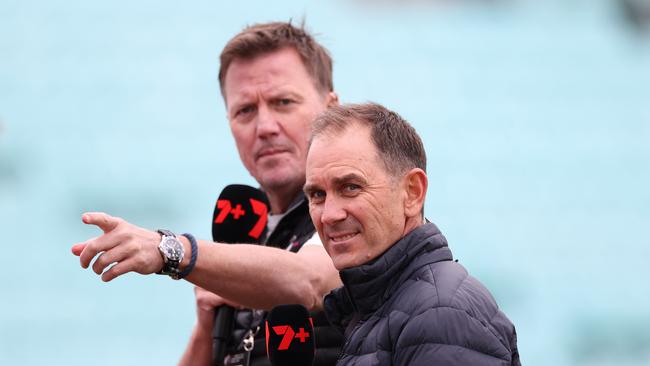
(161, 237, 183, 261)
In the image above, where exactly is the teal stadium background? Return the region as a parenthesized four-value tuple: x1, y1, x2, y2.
(1, 0, 649, 365)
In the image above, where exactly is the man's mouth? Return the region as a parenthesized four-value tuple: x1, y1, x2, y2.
(329, 232, 359, 243)
(256, 147, 289, 160)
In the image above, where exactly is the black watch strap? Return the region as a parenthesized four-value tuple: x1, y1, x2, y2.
(157, 229, 182, 276)
(157, 229, 175, 238)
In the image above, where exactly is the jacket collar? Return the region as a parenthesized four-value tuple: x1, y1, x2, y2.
(264, 191, 308, 243)
(326, 222, 453, 321)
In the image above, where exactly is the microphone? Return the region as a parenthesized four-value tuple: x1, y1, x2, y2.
(266, 304, 315, 366)
(212, 184, 270, 244)
(211, 184, 270, 366)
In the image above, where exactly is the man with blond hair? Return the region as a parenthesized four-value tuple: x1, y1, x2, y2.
(73, 22, 343, 366)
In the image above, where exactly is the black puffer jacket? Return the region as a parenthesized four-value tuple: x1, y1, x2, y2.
(324, 222, 520, 366)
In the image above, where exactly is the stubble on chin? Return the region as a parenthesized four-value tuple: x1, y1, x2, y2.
(258, 165, 304, 191)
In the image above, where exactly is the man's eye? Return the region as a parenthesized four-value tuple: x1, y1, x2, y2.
(309, 191, 325, 202)
(344, 184, 360, 192)
(236, 105, 255, 117)
(276, 98, 293, 106)
(341, 184, 361, 196)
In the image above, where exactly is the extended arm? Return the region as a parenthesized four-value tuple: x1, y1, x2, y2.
(72, 212, 341, 310)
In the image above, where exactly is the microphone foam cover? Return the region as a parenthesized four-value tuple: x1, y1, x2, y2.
(212, 184, 270, 244)
(266, 304, 315, 366)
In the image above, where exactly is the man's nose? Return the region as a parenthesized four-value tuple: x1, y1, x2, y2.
(320, 196, 347, 225)
(256, 104, 281, 138)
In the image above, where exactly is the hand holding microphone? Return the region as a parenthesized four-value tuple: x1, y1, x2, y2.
(210, 184, 270, 366)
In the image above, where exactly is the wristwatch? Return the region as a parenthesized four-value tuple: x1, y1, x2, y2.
(157, 229, 184, 278)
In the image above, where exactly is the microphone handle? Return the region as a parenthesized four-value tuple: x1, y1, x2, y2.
(212, 305, 235, 366)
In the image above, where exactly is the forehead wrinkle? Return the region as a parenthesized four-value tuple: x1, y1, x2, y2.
(231, 81, 300, 106)
(306, 130, 383, 187)
(226, 68, 289, 107)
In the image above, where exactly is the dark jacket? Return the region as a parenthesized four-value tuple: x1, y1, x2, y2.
(324, 222, 520, 366)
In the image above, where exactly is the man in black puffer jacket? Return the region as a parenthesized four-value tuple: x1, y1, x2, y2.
(303, 103, 521, 365)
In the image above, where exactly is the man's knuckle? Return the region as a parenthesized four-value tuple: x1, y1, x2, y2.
(84, 241, 96, 253)
(135, 256, 148, 270)
(110, 266, 120, 277)
(112, 228, 127, 240)
(94, 257, 104, 268)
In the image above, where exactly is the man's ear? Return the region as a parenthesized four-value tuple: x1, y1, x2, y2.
(403, 168, 428, 218)
(326, 91, 339, 107)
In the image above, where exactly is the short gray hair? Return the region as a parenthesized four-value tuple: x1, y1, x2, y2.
(311, 103, 426, 178)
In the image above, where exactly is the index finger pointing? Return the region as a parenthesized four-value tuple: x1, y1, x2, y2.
(82, 212, 119, 234)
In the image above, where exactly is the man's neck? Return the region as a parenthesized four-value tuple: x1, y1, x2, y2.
(402, 216, 426, 238)
(267, 188, 303, 215)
